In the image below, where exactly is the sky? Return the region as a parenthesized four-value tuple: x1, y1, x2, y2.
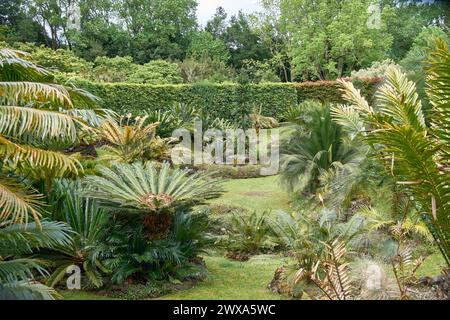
(196, 0, 262, 26)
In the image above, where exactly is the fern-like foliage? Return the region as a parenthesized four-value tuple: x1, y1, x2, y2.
(0, 220, 72, 300)
(425, 38, 450, 169)
(42, 180, 111, 289)
(99, 115, 159, 163)
(280, 102, 362, 193)
(84, 162, 222, 215)
(334, 40, 450, 266)
(0, 48, 96, 299)
(293, 238, 353, 300)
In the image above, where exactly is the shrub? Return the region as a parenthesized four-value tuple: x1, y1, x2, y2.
(127, 60, 183, 84)
(69, 78, 381, 123)
(98, 116, 159, 163)
(280, 102, 362, 193)
(45, 179, 111, 289)
(335, 41, 450, 267)
(101, 210, 211, 284)
(194, 164, 264, 179)
(224, 210, 274, 260)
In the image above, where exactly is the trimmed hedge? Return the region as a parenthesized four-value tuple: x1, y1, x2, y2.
(72, 77, 382, 122)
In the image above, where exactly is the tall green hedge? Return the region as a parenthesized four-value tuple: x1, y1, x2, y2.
(72, 77, 381, 122)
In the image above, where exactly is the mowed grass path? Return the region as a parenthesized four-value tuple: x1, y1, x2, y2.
(209, 175, 291, 212)
(160, 255, 288, 300)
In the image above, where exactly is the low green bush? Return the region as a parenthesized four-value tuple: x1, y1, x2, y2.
(194, 164, 265, 179)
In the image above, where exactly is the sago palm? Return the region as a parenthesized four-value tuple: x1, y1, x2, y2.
(44, 180, 111, 289)
(84, 162, 222, 237)
(280, 102, 361, 193)
(332, 39, 450, 266)
(99, 115, 159, 163)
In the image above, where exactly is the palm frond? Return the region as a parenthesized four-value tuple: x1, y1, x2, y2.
(99, 117, 159, 163)
(0, 258, 48, 283)
(0, 280, 59, 300)
(0, 136, 82, 175)
(0, 49, 52, 82)
(0, 176, 42, 225)
(0, 82, 73, 108)
(0, 105, 83, 141)
(84, 162, 222, 214)
(338, 48, 450, 266)
(338, 79, 373, 114)
(377, 67, 426, 130)
(0, 220, 73, 255)
(425, 38, 450, 162)
(330, 104, 365, 137)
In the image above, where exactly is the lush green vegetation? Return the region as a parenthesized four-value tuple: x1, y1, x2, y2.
(1, 0, 449, 301)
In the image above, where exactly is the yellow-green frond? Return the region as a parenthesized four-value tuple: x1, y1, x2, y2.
(331, 104, 365, 136)
(377, 66, 426, 130)
(0, 48, 52, 82)
(338, 79, 373, 114)
(0, 82, 73, 108)
(0, 136, 82, 175)
(0, 106, 82, 141)
(425, 38, 450, 161)
(0, 176, 43, 225)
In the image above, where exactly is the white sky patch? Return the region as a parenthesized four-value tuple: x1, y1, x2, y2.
(197, 0, 262, 26)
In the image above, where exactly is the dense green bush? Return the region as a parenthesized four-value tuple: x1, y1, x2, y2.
(70, 78, 381, 123)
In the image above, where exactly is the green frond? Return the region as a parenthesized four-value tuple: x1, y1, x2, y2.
(0, 258, 48, 283)
(0, 48, 52, 82)
(65, 108, 117, 128)
(0, 176, 42, 225)
(0, 220, 73, 256)
(357, 206, 394, 231)
(339, 49, 450, 266)
(84, 162, 222, 214)
(330, 104, 365, 137)
(0, 280, 59, 300)
(99, 118, 159, 163)
(403, 216, 433, 241)
(65, 85, 101, 108)
(425, 38, 450, 161)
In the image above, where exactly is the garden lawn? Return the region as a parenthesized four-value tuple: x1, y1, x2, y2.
(209, 175, 291, 212)
(160, 254, 288, 300)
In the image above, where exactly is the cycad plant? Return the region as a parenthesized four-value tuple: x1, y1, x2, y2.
(99, 115, 160, 163)
(84, 162, 221, 238)
(280, 102, 361, 193)
(43, 180, 111, 289)
(100, 209, 212, 284)
(332, 39, 450, 266)
(225, 210, 273, 259)
(269, 209, 360, 299)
